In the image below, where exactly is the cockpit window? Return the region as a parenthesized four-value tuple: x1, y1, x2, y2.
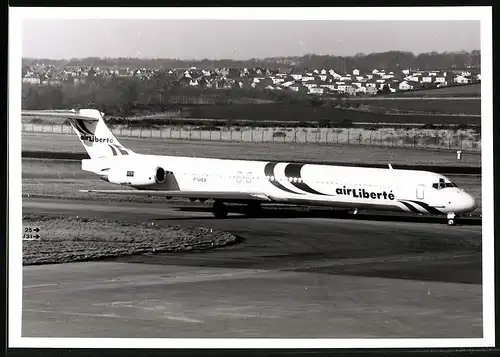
(432, 178, 457, 190)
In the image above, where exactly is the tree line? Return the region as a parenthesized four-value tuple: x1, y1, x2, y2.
(22, 76, 312, 117)
(22, 50, 480, 72)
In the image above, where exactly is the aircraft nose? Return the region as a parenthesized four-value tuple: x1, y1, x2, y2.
(463, 193, 477, 212)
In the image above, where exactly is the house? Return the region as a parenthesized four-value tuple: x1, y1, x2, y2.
(454, 75, 470, 84)
(399, 81, 414, 91)
(301, 75, 315, 82)
(289, 83, 307, 93)
(329, 70, 342, 79)
(309, 87, 324, 95)
(272, 77, 285, 85)
(320, 84, 336, 91)
(22, 75, 40, 84)
(352, 69, 360, 76)
(291, 74, 303, 81)
(281, 81, 295, 88)
(345, 86, 356, 96)
(421, 76, 433, 83)
(435, 77, 446, 84)
(355, 85, 367, 94)
(405, 75, 419, 82)
(366, 86, 378, 95)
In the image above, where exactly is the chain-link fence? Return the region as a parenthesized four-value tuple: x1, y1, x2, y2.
(22, 122, 481, 152)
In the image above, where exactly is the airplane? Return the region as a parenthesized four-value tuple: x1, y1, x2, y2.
(21, 108, 477, 225)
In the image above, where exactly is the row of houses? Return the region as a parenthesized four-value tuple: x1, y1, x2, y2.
(22, 64, 481, 96)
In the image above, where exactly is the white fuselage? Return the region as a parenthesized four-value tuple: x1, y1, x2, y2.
(85, 153, 477, 216)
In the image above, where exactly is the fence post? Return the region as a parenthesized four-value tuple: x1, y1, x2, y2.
(219, 129, 222, 141)
(294, 129, 297, 143)
(150, 127, 153, 138)
(337, 131, 339, 144)
(261, 130, 264, 142)
(61, 123, 64, 134)
(369, 132, 372, 146)
(230, 128, 232, 141)
(326, 130, 329, 144)
(240, 130, 242, 142)
(189, 128, 192, 140)
(449, 136, 451, 150)
(347, 131, 350, 145)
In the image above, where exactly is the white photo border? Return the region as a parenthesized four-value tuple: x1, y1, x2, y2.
(8, 6, 494, 349)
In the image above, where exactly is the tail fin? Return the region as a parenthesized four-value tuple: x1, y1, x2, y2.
(22, 109, 135, 159)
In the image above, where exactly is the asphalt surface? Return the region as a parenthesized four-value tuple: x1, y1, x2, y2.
(22, 197, 483, 339)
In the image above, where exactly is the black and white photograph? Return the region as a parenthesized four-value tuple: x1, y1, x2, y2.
(8, 6, 494, 349)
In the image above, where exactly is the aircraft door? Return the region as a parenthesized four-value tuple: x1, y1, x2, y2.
(416, 184, 425, 200)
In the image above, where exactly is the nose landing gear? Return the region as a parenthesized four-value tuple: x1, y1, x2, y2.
(447, 212, 456, 226)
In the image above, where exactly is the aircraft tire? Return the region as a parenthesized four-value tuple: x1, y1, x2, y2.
(212, 200, 228, 219)
(447, 219, 455, 226)
(244, 202, 262, 218)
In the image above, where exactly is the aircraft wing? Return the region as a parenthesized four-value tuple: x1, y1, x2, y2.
(79, 189, 272, 202)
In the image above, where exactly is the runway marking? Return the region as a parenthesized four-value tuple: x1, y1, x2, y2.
(282, 252, 479, 272)
(23, 309, 203, 324)
(212, 306, 280, 319)
(24, 283, 60, 289)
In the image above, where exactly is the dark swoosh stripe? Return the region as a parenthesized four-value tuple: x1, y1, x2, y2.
(284, 163, 329, 196)
(406, 200, 444, 214)
(75, 119, 94, 135)
(264, 162, 302, 195)
(113, 144, 129, 155)
(108, 144, 118, 156)
(399, 201, 420, 213)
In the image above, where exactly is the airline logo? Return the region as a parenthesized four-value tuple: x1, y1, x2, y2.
(80, 135, 114, 143)
(336, 187, 395, 200)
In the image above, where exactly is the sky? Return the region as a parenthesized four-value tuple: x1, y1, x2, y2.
(22, 19, 480, 60)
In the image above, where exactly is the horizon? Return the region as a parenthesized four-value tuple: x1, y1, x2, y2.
(22, 49, 481, 63)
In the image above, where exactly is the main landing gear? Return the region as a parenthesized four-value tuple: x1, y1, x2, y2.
(211, 201, 263, 219)
(447, 212, 456, 226)
(212, 200, 228, 219)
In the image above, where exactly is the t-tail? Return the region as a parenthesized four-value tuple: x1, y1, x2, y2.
(22, 109, 135, 159)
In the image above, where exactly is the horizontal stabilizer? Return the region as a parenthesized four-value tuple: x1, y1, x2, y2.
(22, 110, 100, 121)
(79, 189, 272, 202)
